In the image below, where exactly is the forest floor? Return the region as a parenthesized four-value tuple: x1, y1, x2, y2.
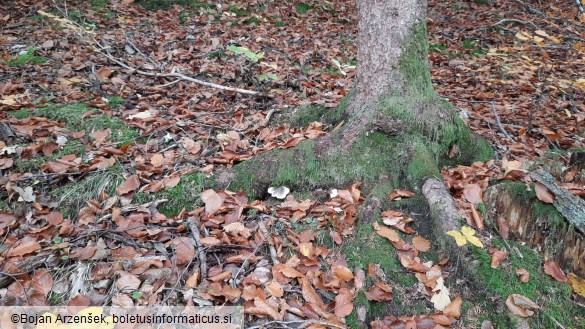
(0, 0, 584, 328)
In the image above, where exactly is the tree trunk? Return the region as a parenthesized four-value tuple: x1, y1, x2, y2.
(219, 0, 492, 325)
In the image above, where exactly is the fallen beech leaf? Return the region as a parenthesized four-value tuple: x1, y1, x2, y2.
(568, 273, 585, 298)
(90, 129, 111, 142)
(332, 265, 354, 282)
(373, 222, 400, 242)
(490, 250, 509, 269)
(200, 189, 222, 215)
(301, 276, 324, 308)
(334, 288, 354, 317)
(365, 282, 393, 301)
(544, 261, 569, 283)
(412, 235, 431, 252)
(265, 281, 284, 298)
(447, 226, 483, 248)
(7, 240, 41, 257)
(442, 296, 462, 318)
(463, 184, 482, 204)
(470, 203, 484, 230)
(96, 67, 112, 82)
(534, 183, 554, 204)
(388, 189, 414, 201)
(172, 237, 195, 265)
(31, 269, 53, 297)
(516, 268, 530, 283)
(128, 111, 152, 120)
(505, 294, 539, 317)
(116, 175, 140, 195)
(12, 185, 35, 202)
(116, 271, 141, 291)
(431, 278, 451, 311)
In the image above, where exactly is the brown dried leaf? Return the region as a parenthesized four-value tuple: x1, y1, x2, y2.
(373, 222, 400, 242)
(505, 294, 539, 317)
(463, 184, 483, 204)
(412, 235, 431, 252)
(173, 237, 195, 265)
(544, 261, 569, 283)
(6, 240, 41, 257)
(200, 189, 223, 215)
(31, 269, 53, 297)
(265, 281, 284, 298)
(388, 189, 414, 201)
(115, 175, 140, 195)
(334, 288, 354, 317)
(365, 282, 393, 301)
(332, 265, 354, 282)
(443, 296, 462, 318)
(490, 250, 509, 269)
(534, 183, 554, 204)
(516, 268, 530, 283)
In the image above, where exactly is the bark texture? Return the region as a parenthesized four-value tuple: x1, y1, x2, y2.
(351, 0, 426, 112)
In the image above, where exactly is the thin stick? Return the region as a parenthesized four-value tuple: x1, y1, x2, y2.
(97, 46, 270, 98)
(258, 220, 280, 265)
(492, 18, 537, 28)
(187, 217, 208, 281)
(490, 101, 513, 140)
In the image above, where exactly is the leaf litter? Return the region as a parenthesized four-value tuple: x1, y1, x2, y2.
(0, 0, 584, 327)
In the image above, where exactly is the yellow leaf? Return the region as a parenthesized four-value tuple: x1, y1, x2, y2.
(515, 31, 532, 41)
(466, 236, 484, 248)
(568, 273, 585, 298)
(461, 226, 476, 237)
(447, 230, 467, 246)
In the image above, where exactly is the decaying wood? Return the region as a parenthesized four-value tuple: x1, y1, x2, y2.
(421, 177, 467, 256)
(483, 183, 585, 275)
(530, 169, 585, 234)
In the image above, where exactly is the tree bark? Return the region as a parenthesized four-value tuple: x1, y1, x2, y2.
(343, 0, 429, 143)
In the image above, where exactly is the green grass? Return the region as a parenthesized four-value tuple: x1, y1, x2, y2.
(4, 48, 48, 67)
(13, 141, 86, 174)
(470, 239, 585, 328)
(295, 3, 311, 14)
(136, 0, 214, 11)
(135, 172, 212, 216)
(13, 103, 139, 145)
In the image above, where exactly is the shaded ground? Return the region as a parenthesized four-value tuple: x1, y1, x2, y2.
(1, 0, 584, 328)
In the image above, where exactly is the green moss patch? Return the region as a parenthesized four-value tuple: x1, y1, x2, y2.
(4, 48, 48, 67)
(135, 172, 212, 216)
(12, 103, 139, 145)
(468, 239, 584, 328)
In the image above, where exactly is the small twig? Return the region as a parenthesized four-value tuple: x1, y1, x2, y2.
(492, 18, 537, 29)
(258, 220, 280, 265)
(490, 101, 513, 141)
(155, 79, 181, 88)
(96, 199, 168, 223)
(232, 230, 267, 287)
(187, 217, 208, 281)
(263, 107, 278, 125)
(96, 45, 271, 98)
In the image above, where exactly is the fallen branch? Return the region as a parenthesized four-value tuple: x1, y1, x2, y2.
(96, 199, 168, 223)
(187, 217, 208, 281)
(258, 218, 280, 265)
(530, 169, 585, 234)
(489, 101, 513, 141)
(97, 46, 271, 98)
